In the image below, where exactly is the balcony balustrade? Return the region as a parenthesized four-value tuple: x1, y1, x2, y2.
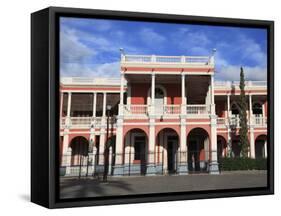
(122, 54, 211, 65)
(216, 116, 267, 128)
(60, 116, 116, 128)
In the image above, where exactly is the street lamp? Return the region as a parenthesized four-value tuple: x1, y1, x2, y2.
(103, 105, 112, 182)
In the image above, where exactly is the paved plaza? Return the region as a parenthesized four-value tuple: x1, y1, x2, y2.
(60, 170, 267, 199)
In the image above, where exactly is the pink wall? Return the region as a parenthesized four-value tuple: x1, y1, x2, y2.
(130, 83, 181, 105)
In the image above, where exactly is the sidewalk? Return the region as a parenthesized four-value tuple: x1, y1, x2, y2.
(60, 170, 267, 199)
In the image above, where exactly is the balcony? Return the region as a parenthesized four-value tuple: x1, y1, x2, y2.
(122, 104, 210, 118)
(60, 116, 116, 129)
(121, 54, 212, 65)
(216, 116, 267, 128)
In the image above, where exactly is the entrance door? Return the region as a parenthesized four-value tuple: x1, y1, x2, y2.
(155, 88, 164, 114)
(167, 137, 177, 174)
(134, 136, 146, 175)
(188, 140, 200, 172)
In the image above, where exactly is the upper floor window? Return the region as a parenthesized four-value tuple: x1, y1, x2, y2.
(253, 103, 263, 115)
(155, 88, 164, 99)
(231, 103, 239, 115)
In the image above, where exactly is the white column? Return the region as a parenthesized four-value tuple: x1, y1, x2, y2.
(210, 75, 215, 114)
(102, 92, 107, 117)
(227, 94, 230, 118)
(92, 92, 97, 117)
(249, 94, 253, 125)
(181, 74, 186, 115)
(67, 92, 72, 117)
(127, 84, 131, 105)
(181, 74, 186, 105)
(60, 92, 63, 119)
(99, 131, 105, 164)
(151, 73, 155, 115)
(250, 128, 255, 158)
(119, 73, 124, 115)
(210, 118, 219, 174)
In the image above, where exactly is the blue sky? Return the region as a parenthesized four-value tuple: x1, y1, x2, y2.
(60, 17, 267, 81)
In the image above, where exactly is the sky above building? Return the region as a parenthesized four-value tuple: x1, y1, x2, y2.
(60, 17, 267, 81)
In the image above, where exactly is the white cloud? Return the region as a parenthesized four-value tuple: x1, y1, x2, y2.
(215, 65, 267, 81)
(139, 28, 166, 45)
(61, 61, 120, 78)
(60, 29, 94, 63)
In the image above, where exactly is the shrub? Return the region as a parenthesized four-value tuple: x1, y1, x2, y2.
(219, 157, 267, 171)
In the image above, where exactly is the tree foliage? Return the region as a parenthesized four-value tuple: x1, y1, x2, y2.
(238, 67, 249, 157)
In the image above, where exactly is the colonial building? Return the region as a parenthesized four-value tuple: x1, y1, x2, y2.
(60, 53, 267, 176)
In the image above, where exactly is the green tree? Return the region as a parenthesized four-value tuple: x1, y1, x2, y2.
(238, 67, 249, 158)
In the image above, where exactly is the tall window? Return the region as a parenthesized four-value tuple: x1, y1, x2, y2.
(231, 103, 239, 115)
(252, 103, 263, 115)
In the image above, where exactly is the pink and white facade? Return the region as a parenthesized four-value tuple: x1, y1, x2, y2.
(60, 53, 267, 176)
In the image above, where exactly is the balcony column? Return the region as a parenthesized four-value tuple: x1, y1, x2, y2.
(181, 74, 186, 114)
(60, 92, 63, 120)
(65, 92, 72, 127)
(210, 75, 215, 114)
(92, 92, 97, 118)
(250, 127, 255, 158)
(150, 73, 155, 115)
(102, 92, 107, 117)
(249, 94, 253, 125)
(119, 73, 125, 115)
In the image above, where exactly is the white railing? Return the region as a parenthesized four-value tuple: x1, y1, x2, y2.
(254, 116, 267, 127)
(186, 105, 209, 114)
(163, 105, 181, 115)
(70, 117, 92, 127)
(60, 77, 124, 86)
(217, 117, 227, 127)
(123, 104, 148, 115)
(122, 54, 210, 65)
(215, 81, 267, 87)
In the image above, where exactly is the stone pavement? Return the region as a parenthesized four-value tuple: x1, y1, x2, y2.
(60, 170, 267, 199)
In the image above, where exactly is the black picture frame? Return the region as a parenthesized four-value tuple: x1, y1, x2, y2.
(31, 6, 274, 208)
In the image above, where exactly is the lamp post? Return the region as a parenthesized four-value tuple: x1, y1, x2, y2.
(103, 105, 112, 182)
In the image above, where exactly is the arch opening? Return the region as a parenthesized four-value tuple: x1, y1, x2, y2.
(187, 128, 210, 172)
(69, 136, 89, 166)
(124, 128, 148, 175)
(156, 128, 179, 174)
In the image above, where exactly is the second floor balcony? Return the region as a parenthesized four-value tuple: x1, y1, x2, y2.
(121, 104, 211, 118)
(217, 115, 267, 128)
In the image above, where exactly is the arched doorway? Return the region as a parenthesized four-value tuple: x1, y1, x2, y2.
(124, 129, 148, 175)
(255, 135, 267, 158)
(217, 135, 227, 160)
(156, 128, 179, 174)
(69, 136, 89, 166)
(187, 128, 210, 172)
